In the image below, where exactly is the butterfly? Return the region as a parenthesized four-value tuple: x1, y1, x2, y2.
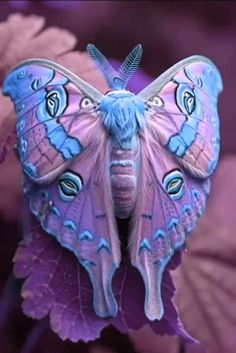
(3, 44, 222, 321)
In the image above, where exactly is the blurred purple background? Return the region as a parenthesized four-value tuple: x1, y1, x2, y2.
(1, 1, 236, 353)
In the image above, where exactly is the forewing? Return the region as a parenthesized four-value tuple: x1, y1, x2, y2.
(138, 56, 223, 178)
(3, 59, 104, 183)
(23, 139, 120, 318)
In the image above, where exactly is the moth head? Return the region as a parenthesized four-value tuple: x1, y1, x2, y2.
(87, 44, 143, 91)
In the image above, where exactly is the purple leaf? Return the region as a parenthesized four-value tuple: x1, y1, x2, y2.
(131, 326, 181, 353)
(13, 217, 193, 343)
(14, 223, 107, 342)
(173, 156, 236, 353)
(112, 255, 193, 342)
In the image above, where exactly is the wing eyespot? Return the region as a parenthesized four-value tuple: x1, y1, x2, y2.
(58, 171, 83, 202)
(80, 96, 94, 108)
(46, 91, 60, 117)
(176, 83, 196, 116)
(183, 91, 195, 115)
(148, 96, 163, 108)
(163, 169, 184, 200)
(167, 178, 183, 194)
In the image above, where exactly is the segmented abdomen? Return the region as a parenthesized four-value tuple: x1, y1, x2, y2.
(110, 146, 138, 219)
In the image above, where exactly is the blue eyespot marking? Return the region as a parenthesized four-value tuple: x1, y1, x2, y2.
(97, 238, 111, 253)
(148, 96, 164, 108)
(168, 218, 184, 249)
(51, 206, 61, 217)
(167, 178, 183, 194)
(154, 229, 166, 240)
(176, 83, 196, 115)
(80, 96, 94, 108)
(79, 230, 94, 241)
(36, 87, 83, 161)
(183, 91, 195, 115)
(58, 171, 83, 202)
(46, 91, 60, 117)
(168, 218, 179, 230)
(163, 170, 184, 200)
(139, 238, 152, 253)
(63, 220, 77, 231)
(167, 80, 204, 157)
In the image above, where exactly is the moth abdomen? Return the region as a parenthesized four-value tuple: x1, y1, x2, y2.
(110, 147, 138, 219)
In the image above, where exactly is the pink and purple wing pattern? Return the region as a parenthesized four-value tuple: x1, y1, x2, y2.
(22, 137, 120, 318)
(130, 132, 210, 321)
(3, 60, 103, 182)
(3, 60, 120, 318)
(139, 57, 223, 178)
(130, 57, 222, 321)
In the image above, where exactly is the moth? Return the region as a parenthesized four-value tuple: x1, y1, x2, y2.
(3, 45, 222, 321)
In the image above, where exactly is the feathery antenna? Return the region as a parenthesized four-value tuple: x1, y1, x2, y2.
(119, 44, 143, 88)
(87, 44, 118, 89)
(87, 44, 143, 90)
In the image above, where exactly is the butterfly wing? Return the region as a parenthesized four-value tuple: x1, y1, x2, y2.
(4, 60, 120, 318)
(138, 56, 223, 178)
(130, 56, 222, 321)
(23, 140, 120, 318)
(3, 59, 103, 183)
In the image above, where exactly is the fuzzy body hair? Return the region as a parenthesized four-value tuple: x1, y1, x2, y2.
(99, 91, 146, 148)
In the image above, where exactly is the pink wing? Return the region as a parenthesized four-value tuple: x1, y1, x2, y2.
(23, 139, 120, 319)
(4, 60, 121, 318)
(3, 59, 104, 183)
(130, 57, 222, 320)
(130, 130, 210, 320)
(139, 57, 223, 178)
